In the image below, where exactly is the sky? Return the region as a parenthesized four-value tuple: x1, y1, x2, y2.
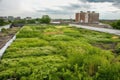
(0, 0, 120, 19)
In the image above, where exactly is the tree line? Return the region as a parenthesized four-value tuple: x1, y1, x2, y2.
(13, 15, 51, 24)
(0, 15, 51, 26)
(0, 18, 9, 26)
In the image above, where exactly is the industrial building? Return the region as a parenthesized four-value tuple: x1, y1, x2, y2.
(75, 11, 99, 24)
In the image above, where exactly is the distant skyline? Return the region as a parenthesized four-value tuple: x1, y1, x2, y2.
(0, 0, 120, 19)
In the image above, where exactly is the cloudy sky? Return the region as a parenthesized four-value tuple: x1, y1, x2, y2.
(0, 0, 120, 19)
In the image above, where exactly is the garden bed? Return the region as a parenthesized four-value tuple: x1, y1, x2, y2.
(0, 25, 120, 80)
(0, 27, 20, 49)
(0, 27, 20, 57)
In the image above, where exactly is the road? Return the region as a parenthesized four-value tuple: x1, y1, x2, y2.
(0, 24, 10, 31)
(69, 24, 120, 36)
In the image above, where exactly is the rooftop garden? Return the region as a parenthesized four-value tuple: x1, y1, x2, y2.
(0, 24, 120, 80)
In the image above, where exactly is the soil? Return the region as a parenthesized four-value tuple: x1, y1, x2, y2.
(0, 27, 20, 49)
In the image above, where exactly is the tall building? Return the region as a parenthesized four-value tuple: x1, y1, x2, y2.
(25, 17, 32, 20)
(0, 16, 8, 22)
(8, 16, 14, 22)
(15, 17, 21, 20)
(75, 11, 99, 24)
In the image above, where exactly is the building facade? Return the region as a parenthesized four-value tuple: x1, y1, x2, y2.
(15, 17, 21, 20)
(8, 16, 14, 22)
(25, 17, 32, 20)
(75, 11, 99, 24)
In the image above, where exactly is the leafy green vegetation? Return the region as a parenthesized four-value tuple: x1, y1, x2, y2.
(0, 25, 120, 80)
(0, 18, 5, 26)
(41, 15, 51, 24)
(0, 18, 9, 26)
(110, 20, 120, 29)
(0, 27, 20, 38)
(1, 28, 8, 33)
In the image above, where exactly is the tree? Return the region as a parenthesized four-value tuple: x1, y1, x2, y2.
(26, 19, 35, 24)
(13, 19, 26, 24)
(111, 20, 120, 29)
(41, 15, 51, 24)
(0, 18, 4, 26)
(36, 18, 41, 23)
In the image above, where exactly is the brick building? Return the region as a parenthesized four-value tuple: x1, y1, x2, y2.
(75, 11, 99, 24)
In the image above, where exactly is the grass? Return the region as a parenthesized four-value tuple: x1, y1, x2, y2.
(0, 24, 120, 80)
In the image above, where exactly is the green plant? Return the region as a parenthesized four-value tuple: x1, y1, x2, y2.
(41, 15, 51, 24)
(114, 43, 120, 55)
(1, 28, 8, 33)
(0, 18, 5, 26)
(111, 20, 120, 29)
(0, 24, 119, 80)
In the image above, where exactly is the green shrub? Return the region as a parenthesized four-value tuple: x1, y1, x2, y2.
(96, 63, 120, 80)
(115, 43, 120, 55)
(111, 20, 120, 29)
(1, 28, 8, 33)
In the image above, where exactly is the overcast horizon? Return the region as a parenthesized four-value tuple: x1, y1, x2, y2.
(0, 0, 120, 20)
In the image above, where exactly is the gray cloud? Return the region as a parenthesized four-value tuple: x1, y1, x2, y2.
(60, 3, 91, 10)
(83, 0, 113, 2)
(0, 0, 120, 19)
(0, 0, 2, 3)
(37, 8, 73, 15)
(113, 2, 120, 8)
(82, 0, 120, 8)
(36, 2, 91, 15)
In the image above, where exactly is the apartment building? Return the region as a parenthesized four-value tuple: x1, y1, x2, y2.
(75, 11, 99, 24)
